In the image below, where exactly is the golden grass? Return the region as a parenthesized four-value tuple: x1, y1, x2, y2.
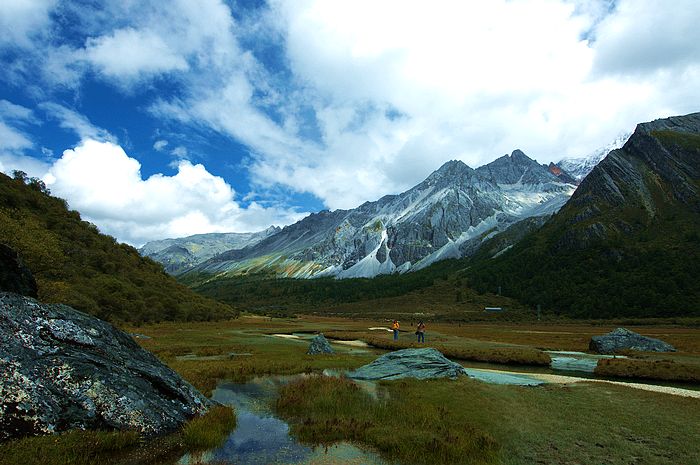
(276, 375, 700, 465)
(276, 376, 499, 465)
(323, 331, 552, 366)
(181, 405, 236, 450)
(595, 358, 700, 383)
(0, 406, 236, 465)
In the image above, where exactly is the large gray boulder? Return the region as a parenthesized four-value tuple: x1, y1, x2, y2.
(347, 348, 467, 380)
(0, 292, 210, 441)
(0, 244, 37, 298)
(589, 327, 676, 354)
(307, 333, 334, 355)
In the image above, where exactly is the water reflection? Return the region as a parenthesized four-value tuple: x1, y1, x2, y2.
(179, 375, 389, 465)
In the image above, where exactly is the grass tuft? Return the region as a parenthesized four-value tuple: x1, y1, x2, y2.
(182, 405, 236, 451)
(276, 376, 499, 465)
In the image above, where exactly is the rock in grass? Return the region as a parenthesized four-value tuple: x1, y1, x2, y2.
(0, 292, 210, 441)
(307, 333, 334, 355)
(589, 327, 676, 354)
(347, 348, 467, 380)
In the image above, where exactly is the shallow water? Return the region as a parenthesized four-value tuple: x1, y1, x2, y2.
(463, 368, 545, 386)
(547, 351, 627, 373)
(178, 375, 389, 465)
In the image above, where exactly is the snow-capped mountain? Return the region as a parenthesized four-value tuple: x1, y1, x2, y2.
(557, 132, 632, 181)
(179, 150, 576, 280)
(139, 226, 280, 274)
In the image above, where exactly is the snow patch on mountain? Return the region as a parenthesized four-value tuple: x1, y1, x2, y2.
(558, 132, 632, 181)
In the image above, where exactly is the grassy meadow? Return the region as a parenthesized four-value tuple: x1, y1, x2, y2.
(2, 314, 699, 465)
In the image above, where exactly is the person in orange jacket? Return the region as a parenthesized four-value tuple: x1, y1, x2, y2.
(391, 320, 400, 341)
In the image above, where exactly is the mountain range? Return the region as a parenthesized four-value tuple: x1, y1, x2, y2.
(467, 112, 700, 317)
(153, 150, 576, 281)
(139, 227, 280, 274)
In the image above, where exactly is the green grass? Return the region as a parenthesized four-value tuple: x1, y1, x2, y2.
(275, 376, 499, 465)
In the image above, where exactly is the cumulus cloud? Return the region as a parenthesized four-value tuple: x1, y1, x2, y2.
(43, 139, 306, 245)
(3, 0, 700, 220)
(153, 139, 168, 151)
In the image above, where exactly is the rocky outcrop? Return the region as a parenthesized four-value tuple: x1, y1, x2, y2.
(0, 293, 210, 441)
(0, 244, 37, 298)
(307, 333, 334, 355)
(589, 328, 676, 354)
(347, 348, 467, 380)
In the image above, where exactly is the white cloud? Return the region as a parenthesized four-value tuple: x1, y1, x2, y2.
(43, 139, 306, 246)
(153, 139, 168, 151)
(592, 0, 700, 76)
(0, 0, 56, 48)
(84, 28, 189, 80)
(0, 100, 51, 178)
(39, 102, 116, 143)
(170, 145, 189, 159)
(4, 0, 700, 218)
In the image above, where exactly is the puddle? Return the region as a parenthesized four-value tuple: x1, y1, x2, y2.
(271, 334, 304, 340)
(329, 339, 369, 348)
(368, 327, 392, 332)
(178, 375, 389, 465)
(464, 368, 544, 386)
(546, 351, 627, 373)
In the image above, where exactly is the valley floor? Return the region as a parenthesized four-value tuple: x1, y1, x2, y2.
(4, 315, 700, 465)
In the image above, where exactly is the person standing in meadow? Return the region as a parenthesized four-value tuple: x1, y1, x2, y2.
(416, 321, 426, 343)
(391, 320, 400, 341)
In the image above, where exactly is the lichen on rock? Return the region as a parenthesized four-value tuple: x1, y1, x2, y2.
(0, 292, 210, 441)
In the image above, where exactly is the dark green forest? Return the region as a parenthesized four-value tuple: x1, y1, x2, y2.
(0, 172, 235, 324)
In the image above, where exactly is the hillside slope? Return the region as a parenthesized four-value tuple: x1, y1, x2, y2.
(467, 113, 700, 318)
(0, 172, 235, 323)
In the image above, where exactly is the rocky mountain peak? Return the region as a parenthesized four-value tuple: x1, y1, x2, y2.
(476, 149, 557, 185)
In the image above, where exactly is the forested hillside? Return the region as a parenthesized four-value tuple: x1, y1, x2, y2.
(465, 114, 700, 318)
(0, 172, 236, 324)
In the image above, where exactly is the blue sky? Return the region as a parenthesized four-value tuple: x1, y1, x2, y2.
(1, 0, 699, 245)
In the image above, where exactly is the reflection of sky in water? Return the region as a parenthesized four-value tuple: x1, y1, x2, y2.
(207, 410, 311, 464)
(179, 376, 389, 465)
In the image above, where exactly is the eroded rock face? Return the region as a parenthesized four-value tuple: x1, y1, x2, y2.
(0, 244, 37, 298)
(0, 292, 210, 441)
(307, 333, 334, 355)
(347, 348, 467, 380)
(589, 328, 676, 354)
